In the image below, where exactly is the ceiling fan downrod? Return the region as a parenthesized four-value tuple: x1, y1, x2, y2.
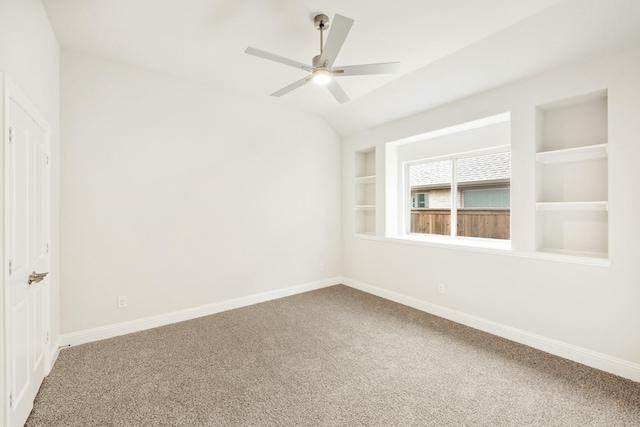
(314, 14, 330, 56)
(312, 14, 332, 84)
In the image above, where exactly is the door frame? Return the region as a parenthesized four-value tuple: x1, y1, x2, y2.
(1, 72, 53, 426)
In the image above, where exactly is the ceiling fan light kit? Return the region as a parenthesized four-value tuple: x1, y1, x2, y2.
(245, 13, 400, 104)
(312, 69, 332, 85)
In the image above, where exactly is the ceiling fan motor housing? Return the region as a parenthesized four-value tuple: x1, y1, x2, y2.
(314, 14, 330, 30)
(312, 55, 326, 69)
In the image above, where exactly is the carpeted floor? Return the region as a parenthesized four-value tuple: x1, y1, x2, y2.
(27, 285, 640, 426)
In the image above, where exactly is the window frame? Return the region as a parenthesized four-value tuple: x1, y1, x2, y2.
(403, 145, 511, 240)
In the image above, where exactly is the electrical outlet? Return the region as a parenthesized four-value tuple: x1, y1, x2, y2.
(117, 296, 127, 309)
(437, 283, 445, 294)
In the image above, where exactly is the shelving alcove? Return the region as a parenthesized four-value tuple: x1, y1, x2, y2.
(354, 147, 377, 237)
(535, 90, 609, 260)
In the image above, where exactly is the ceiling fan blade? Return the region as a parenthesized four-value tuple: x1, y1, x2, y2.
(319, 14, 354, 67)
(245, 47, 313, 72)
(333, 62, 401, 76)
(270, 76, 312, 97)
(326, 79, 350, 104)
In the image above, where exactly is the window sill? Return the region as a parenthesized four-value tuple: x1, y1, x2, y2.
(355, 233, 611, 267)
(386, 233, 512, 252)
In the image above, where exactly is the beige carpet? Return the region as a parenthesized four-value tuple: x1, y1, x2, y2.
(27, 285, 640, 426)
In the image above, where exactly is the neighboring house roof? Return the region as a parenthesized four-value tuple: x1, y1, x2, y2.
(410, 152, 511, 187)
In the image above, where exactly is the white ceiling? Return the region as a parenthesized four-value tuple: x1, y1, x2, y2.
(43, 0, 640, 136)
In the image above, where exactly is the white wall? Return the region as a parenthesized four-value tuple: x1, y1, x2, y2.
(342, 44, 640, 376)
(60, 51, 341, 334)
(398, 121, 510, 162)
(0, 0, 60, 421)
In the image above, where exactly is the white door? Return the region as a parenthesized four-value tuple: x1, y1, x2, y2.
(5, 97, 50, 427)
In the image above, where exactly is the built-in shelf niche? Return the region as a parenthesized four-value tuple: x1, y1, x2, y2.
(355, 182, 376, 206)
(537, 159, 608, 203)
(354, 147, 377, 236)
(535, 90, 608, 259)
(537, 211, 608, 257)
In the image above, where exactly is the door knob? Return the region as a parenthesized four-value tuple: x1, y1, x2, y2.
(28, 271, 49, 285)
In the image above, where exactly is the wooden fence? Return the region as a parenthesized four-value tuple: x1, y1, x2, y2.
(411, 208, 510, 240)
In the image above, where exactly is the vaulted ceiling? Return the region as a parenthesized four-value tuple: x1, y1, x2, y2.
(43, 0, 640, 136)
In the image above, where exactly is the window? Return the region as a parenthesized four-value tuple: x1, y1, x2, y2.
(385, 112, 512, 247)
(412, 193, 429, 208)
(462, 188, 510, 208)
(407, 149, 510, 240)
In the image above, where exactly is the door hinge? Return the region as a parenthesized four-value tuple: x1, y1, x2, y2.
(46, 243, 50, 254)
(9, 392, 13, 409)
(45, 154, 50, 166)
(8, 259, 12, 276)
(46, 331, 50, 344)
(8, 127, 14, 144)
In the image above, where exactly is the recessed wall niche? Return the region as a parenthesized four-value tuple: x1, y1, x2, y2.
(354, 148, 376, 236)
(535, 90, 608, 258)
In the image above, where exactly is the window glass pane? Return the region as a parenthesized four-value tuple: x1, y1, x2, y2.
(456, 152, 510, 240)
(456, 152, 511, 184)
(410, 160, 452, 186)
(409, 160, 451, 235)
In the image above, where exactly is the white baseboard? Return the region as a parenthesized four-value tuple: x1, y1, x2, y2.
(58, 276, 640, 382)
(342, 277, 640, 382)
(61, 277, 342, 348)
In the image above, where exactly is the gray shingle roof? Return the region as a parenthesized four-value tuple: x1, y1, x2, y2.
(410, 152, 510, 187)
(409, 160, 451, 187)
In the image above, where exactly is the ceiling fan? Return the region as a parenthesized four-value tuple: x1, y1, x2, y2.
(245, 13, 400, 104)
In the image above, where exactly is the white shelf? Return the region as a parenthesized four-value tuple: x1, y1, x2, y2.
(354, 232, 377, 238)
(536, 201, 608, 212)
(536, 143, 607, 164)
(355, 205, 376, 211)
(354, 175, 376, 184)
(537, 247, 609, 262)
